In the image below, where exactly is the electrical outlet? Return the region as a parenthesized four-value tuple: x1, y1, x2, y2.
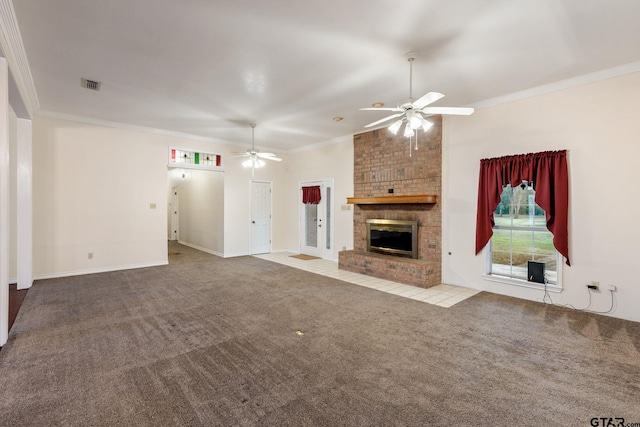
(88, 252, 93, 260)
(587, 281, 599, 290)
(607, 284, 616, 292)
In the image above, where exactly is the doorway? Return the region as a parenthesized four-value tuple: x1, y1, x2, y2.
(299, 179, 334, 260)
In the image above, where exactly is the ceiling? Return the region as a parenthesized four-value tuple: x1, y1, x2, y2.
(11, 0, 640, 152)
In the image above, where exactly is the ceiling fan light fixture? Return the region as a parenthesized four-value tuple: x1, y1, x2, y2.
(242, 157, 266, 168)
(421, 118, 433, 132)
(362, 52, 474, 156)
(408, 113, 423, 130)
(388, 119, 403, 135)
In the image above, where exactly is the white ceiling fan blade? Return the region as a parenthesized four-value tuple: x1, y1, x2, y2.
(360, 107, 403, 112)
(422, 106, 474, 116)
(257, 153, 282, 161)
(412, 92, 445, 109)
(228, 153, 250, 158)
(364, 113, 404, 128)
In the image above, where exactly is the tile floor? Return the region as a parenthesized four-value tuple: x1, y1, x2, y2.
(254, 252, 480, 308)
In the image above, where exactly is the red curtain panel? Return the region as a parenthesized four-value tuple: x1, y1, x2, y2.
(475, 150, 570, 265)
(302, 186, 321, 204)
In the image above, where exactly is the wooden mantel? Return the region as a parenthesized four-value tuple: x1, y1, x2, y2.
(346, 194, 437, 205)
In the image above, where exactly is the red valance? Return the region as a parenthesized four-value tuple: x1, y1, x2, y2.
(475, 150, 570, 265)
(302, 186, 321, 205)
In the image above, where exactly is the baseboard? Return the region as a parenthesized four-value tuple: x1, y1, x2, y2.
(223, 251, 250, 258)
(33, 261, 169, 281)
(177, 241, 224, 258)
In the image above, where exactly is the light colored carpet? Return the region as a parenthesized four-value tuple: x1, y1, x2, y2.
(0, 242, 638, 426)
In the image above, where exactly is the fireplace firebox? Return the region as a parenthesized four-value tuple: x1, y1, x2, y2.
(366, 219, 418, 259)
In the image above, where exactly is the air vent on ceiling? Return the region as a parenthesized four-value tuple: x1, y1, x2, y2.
(81, 78, 102, 91)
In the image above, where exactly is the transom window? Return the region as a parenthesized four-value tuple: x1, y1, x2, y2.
(489, 182, 558, 285)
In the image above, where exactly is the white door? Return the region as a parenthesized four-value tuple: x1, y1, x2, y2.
(251, 181, 272, 254)
(300, 179, 334, 260)
(170, 187, 179, 241)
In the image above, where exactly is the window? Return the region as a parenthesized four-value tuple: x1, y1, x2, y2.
(488, 182, 559, 285)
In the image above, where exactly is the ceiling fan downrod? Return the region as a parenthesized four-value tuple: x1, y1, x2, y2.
(406, 51, 417, 102)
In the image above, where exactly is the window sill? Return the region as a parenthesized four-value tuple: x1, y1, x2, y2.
(482, 274, 562, 293)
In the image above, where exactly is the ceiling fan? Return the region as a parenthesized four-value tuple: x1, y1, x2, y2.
(230, 123, 282, 176)
(360, 52, 474, 138)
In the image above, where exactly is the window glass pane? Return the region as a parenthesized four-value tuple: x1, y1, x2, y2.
(533, 231, 556, 275)
(532, 207, 547, 227)
(490, 182, 558, 284)
(491, 228, 513, 275)
(305, 204, 318, 247)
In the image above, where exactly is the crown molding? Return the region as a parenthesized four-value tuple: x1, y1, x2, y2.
(473, 61, 640, 109)
(36, 109, 250, 147)
(0, 0, 39, 117)
(36, 109, 349, 154)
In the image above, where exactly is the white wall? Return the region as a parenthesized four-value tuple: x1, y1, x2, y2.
(8, 107, 16, 281)
(173, 169, 224, 256)
(443, 72, 640, 322)
(32, 115, 287, 275)
(275, 137, 354, 259)
(223, 149, 286, 257)
(32, 116, 171, 277)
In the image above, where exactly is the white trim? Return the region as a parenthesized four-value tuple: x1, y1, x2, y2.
(33, 261, 169, 281)
(0, 0, 39, 116)
(167, 163, 225, 172)
(223, 251, 250, 258)
(0, 57, 9, 346)
(36, 109, 247, 149)
(36, 110, 351, 154)
(299, 179, 335, 260)
(177, 240, 224, 258)
(16, 117, 32, 289)
(482, 274, 562, 293)
(169, 163, 225, 172)
(473, 61, 640, 109)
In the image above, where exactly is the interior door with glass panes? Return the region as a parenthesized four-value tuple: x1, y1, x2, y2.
(299, 179, 333, 260)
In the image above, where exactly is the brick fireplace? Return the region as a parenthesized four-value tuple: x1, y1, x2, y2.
(338, 116, 442, 288)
